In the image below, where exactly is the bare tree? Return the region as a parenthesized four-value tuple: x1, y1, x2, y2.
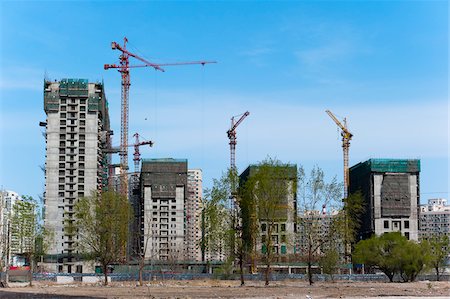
(296, 166, 344, 285)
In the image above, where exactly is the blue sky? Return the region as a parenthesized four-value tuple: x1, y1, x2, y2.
(0, 1, 448, 204)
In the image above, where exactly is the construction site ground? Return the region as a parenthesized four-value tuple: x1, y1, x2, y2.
(0, 279, 449, 298)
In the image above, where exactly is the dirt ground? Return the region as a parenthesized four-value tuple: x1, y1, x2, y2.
(0, 280, 448, 298)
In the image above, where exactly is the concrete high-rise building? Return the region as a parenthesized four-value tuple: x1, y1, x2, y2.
(239, 164, 298, 258)
(349, 159, 420, 241)
(419, 198, 450, 240)
(186, 169, 203, 261)
(139, 158, 187, 261)
(43, 78, 110, 273)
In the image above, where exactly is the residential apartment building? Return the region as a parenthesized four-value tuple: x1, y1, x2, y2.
(349, 159, 420, 241)
(139, 158, 187, 261)
(43, 78, 110, 273)
(419, 198, 450, 240)
(186, 169, 203, 261)
(0, 190, 20, 268)
(239, 164, 297, 258)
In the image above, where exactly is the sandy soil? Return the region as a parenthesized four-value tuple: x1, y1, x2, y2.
(0, 280, 448, 298)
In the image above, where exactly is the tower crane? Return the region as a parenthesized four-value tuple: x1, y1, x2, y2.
(132, 133, 153, 174)
(227, 111, 250, 172)
(105, 37, 216, 197)
(325, 110, 353, 199)
(103, 132, 153, 191)
(226, 110, 249, 251)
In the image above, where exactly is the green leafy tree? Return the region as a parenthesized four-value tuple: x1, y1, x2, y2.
(425, 235, 450, 281)
(353, 232, 407, 282)
(296, 166, 343, 285)
(241, 158, 297, 286)
(74, 191, 132, 285)
(397, 240, 430, 282)
(319, 247, 340, 281)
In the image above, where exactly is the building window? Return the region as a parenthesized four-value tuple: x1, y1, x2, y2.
(80, 99, 86, 104)
(79, 148, 85, 154)
(80, 120, 85, 126)
(61, 113, 66, 118)
(281, 224, 286, 232)
(60, 120, 66, 125)
(261, 223, 267, 232)
(80, 113, 85, 119)
(78, 170, 84, 176)
(404, 221, 410, 229)
(404, 232, 410, 240)
(384, 221, 389, 229)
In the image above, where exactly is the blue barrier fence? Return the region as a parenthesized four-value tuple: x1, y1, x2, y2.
(3, 272, 449, 283)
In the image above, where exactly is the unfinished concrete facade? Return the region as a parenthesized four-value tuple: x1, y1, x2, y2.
(349, 159, 420, 241)
(139, 159, 187, 261)
(186, 169, 203, 261)
(43, 79, 110, 273)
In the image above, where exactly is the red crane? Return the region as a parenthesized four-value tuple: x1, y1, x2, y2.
(105, 37, 216, 197)
(132, 132, 153, 174)
(227, 111, 250, 171)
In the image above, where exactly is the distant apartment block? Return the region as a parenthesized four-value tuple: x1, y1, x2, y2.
(186, 169, 203, 261)
(296, 208, 344, 257)
(349, 159, 420, 241)
(0, 190, 20, 267)
(43, 79, 110, 273)
(419, 198, 450, 240)
(139, 158, 187, 261)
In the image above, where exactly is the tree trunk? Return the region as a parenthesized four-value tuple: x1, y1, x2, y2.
(265, 262, 270, 286)
(387, 272, 394, 282)
(139, 259, 144, 286)
(239, 253, 244, 286)
(103, 264, 108, 286)
(307, 243, 313, 285)
(307, 261, 313, 285)
(435, 266, 440, 281)
(28, 258, 33, 287)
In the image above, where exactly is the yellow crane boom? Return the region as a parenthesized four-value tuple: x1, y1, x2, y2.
(325, 110, 353, 199)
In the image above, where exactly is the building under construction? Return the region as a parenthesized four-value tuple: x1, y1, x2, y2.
(349, 159, 420, 241)
(43, 79, 110, 273)
(139, 159, 188, 261)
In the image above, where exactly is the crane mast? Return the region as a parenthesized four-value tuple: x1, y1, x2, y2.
(133, 133, 153, 174)
(105, 37, 216, 197)
(325, 110, 353, 199)
(227, 111, 250, 172)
